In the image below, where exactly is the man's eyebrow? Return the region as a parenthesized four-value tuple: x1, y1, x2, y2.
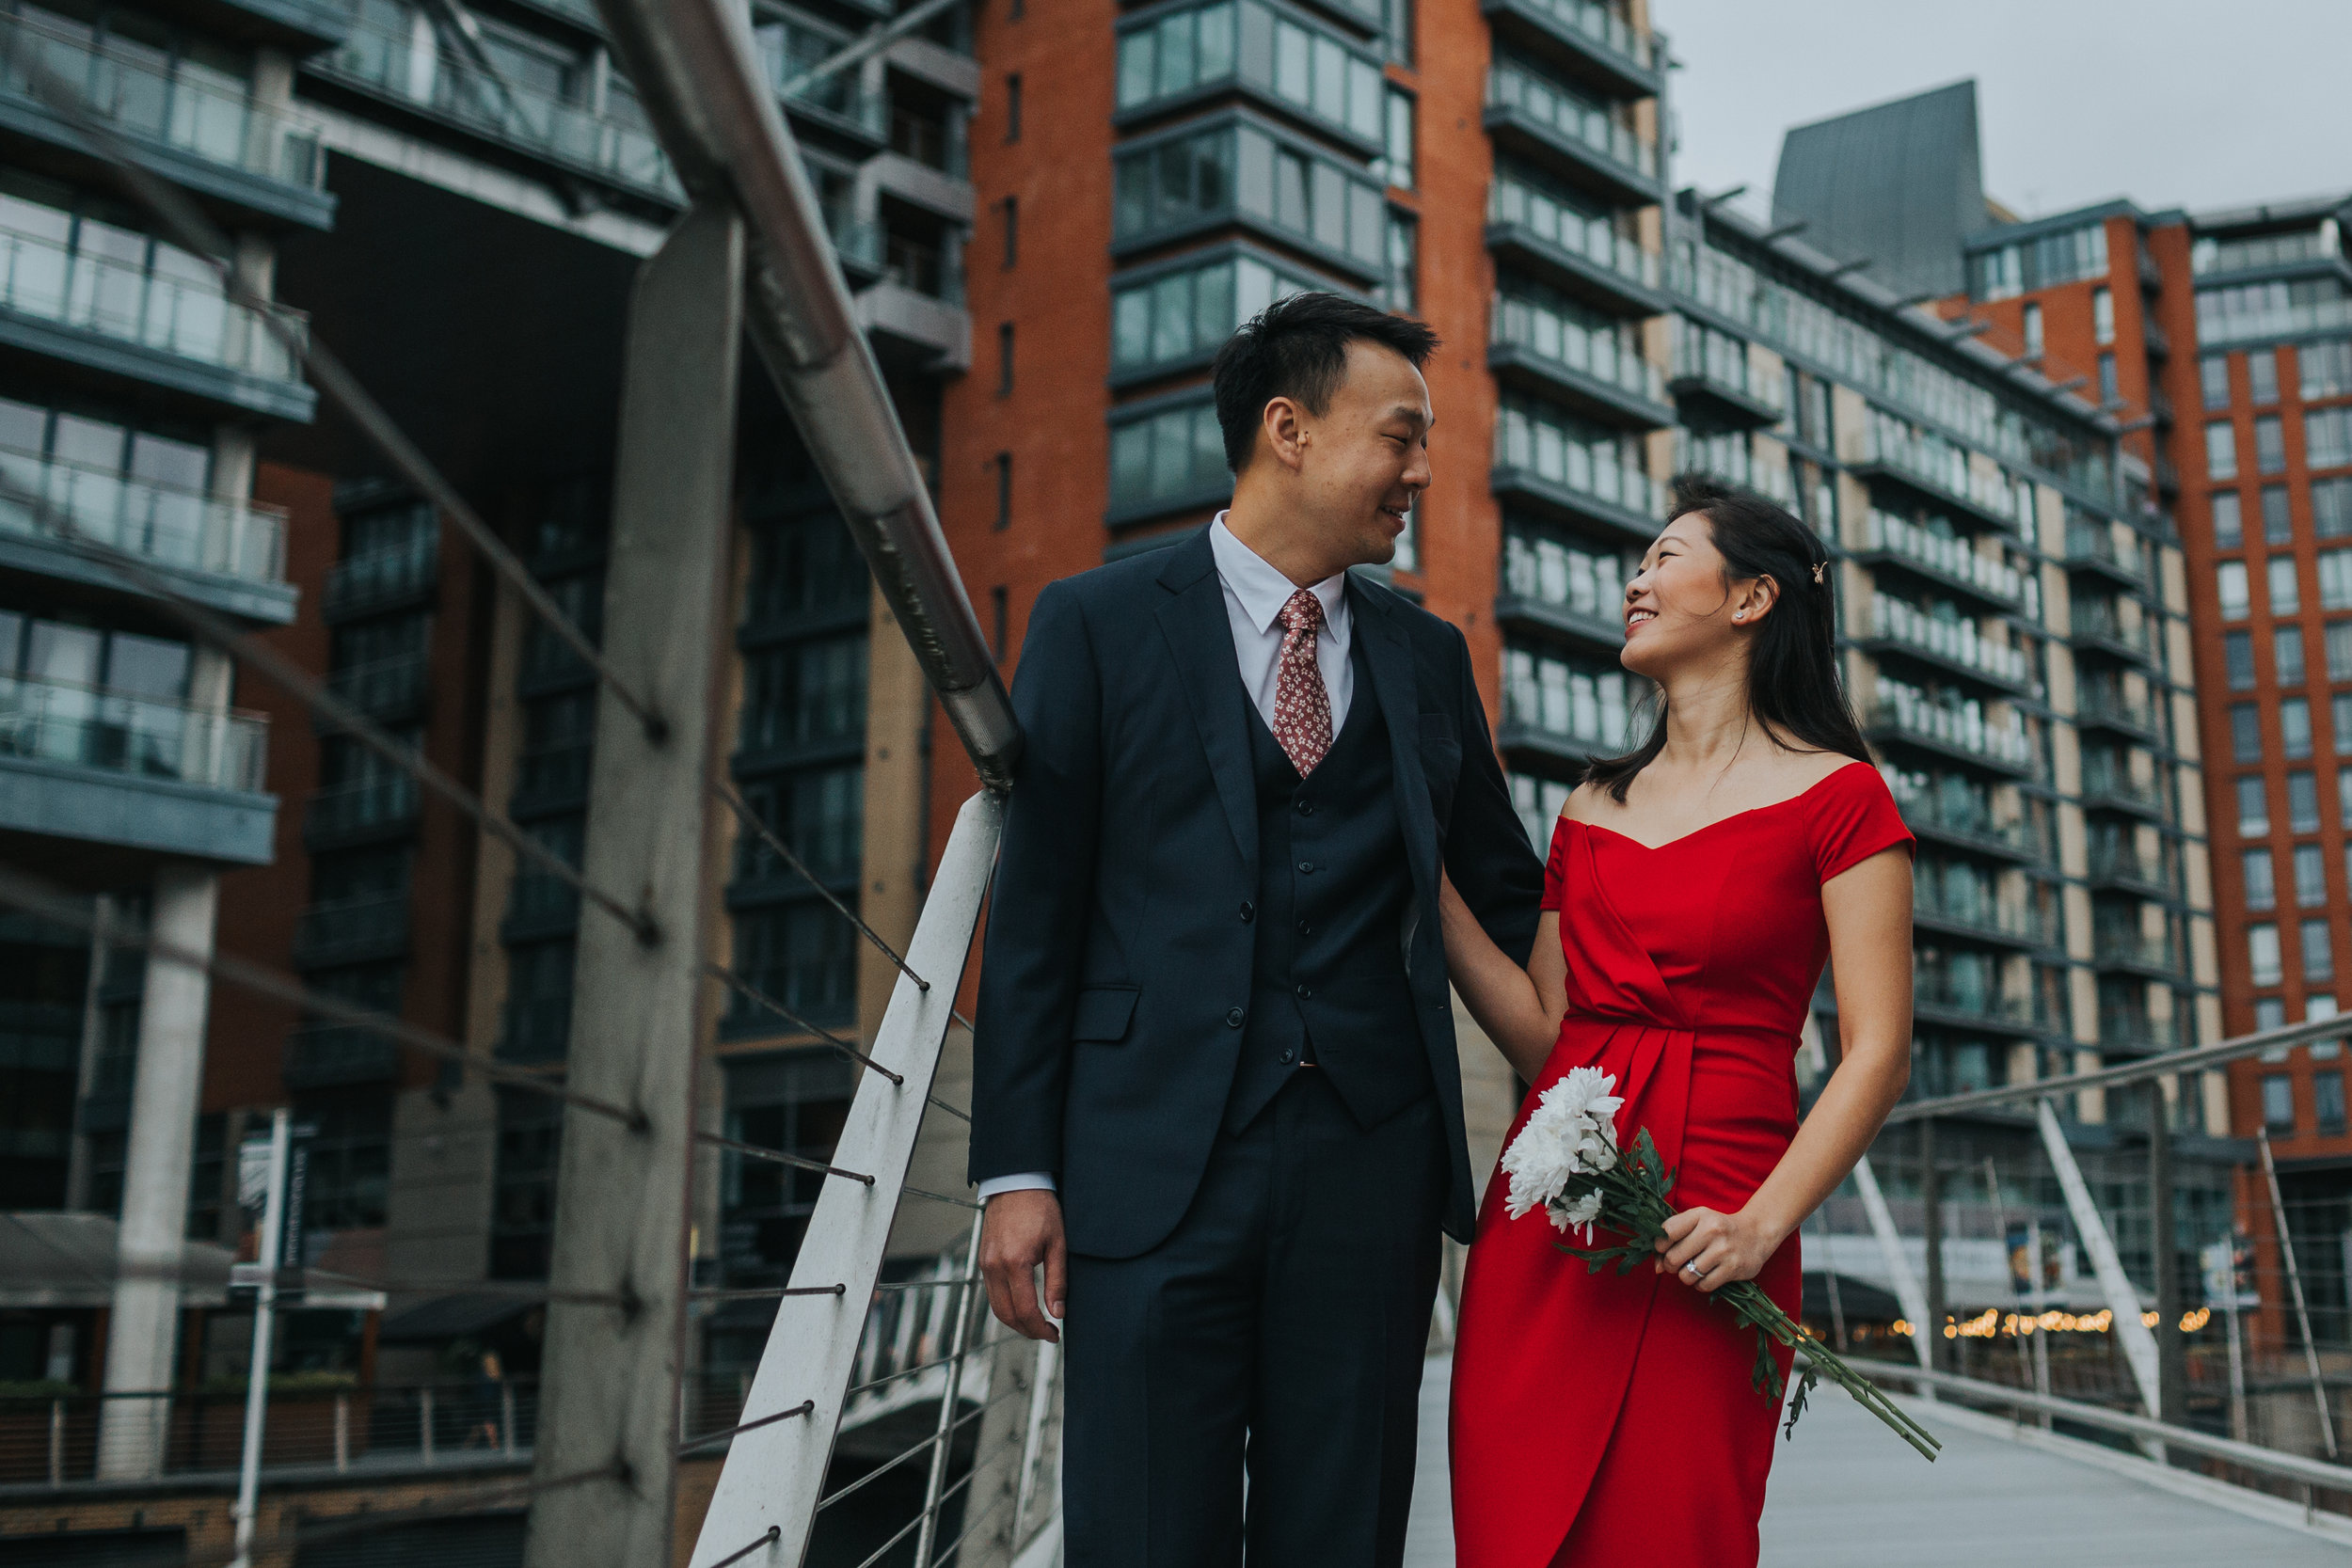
(1387, 404, 1431, 426)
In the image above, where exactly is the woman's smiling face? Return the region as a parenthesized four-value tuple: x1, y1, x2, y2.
(1619, 512, 1750, 681)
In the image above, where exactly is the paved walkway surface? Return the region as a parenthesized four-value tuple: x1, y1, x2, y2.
(1403, 1354, 2351, 1566)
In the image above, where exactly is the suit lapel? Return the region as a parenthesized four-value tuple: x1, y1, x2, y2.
(1351, 579, 1438, 908)
(1155, 531, 1258, 872)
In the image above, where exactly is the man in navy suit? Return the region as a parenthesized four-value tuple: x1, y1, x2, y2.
(972, 293, 1543, 1565)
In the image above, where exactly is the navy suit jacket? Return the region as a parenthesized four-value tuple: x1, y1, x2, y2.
(970, 528, 1545, 1258)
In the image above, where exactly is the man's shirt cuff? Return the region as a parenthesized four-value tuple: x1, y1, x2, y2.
(977, 1172, 1057, 1201)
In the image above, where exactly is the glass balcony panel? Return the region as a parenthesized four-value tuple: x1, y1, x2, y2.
(0, 442, 286, 582)
(0, 10, 321, 189)
(0, 220, 306, 381)
(0, 673, 265, 789)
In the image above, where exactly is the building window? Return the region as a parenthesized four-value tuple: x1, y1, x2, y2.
(993, 451, 1012, 530)
(2249, 348, 2280, 405)
(1112, 117, 1389, 274)
(734, 766, 865, 882)
(2261, 1072, 2295, 1132)
(2092, 287, 2114, 346)
(2097, 352, 2118, 406)
(2320, 1071, 2348, 1135)
(1000, 195, 1018, 268)
(2238, 775, 2269, 835)
(1381, 87, 1415, 189)
(2225, 629, 2255, 688)
(2336, 693, 2352, 751)
(2206, 420, 2237, 479)
(2245, 847, 2277, 909)
(2213, 492, 2243, 549)
(2284, 697, 2313, 758)
(1380, 207, 1417, 316)
(2296, 843, 2328, 905)
(2304, 339, 2352, 400)
(2257, 998, 2288, 1033)
(2231, 703, 2264, 762)
(2311, 406, 2352, 470)
(1005, 72, 1021, 140)
(739, 636, 867, 756)
(2201, 354, 2232, 410)
(2261, 487, 2294, 546)
(719, 1051, 854, 1284)
(293, 1091, 391, 1233)
(2251, 924, 2283, 985)
(2317, 477, 2352, 538)
(2328, 621, 2352, 678)
(2289, 769, 2322, 832)
(729, 904, 858, 1030)
(2307, 919, 2336, 982)
(1108, 394, 1230, 519)
(1111, 250, 1336, 378)
(2022, 302, 2043, 357)
(2321, 548, 2352, 610)
(489, 1091, 562, 1278)
(997, 322, 1014, 394)
(2279, 624, 2307, 685)
(1115, 0, 1387, 148)
(2257, 415, 2287, 474)
(2274, 555, 2303, 614)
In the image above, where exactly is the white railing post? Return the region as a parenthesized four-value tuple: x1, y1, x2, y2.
(685, 788, 1004, 1566)
(420, 1387, 435, 1465)
(333, 1393, 348, 1472)
(2036, 1098, 2161, 1415)
(1851, 1153, 1933, 1372)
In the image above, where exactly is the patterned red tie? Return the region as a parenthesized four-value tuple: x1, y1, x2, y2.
(1272, 589, 1333, 777)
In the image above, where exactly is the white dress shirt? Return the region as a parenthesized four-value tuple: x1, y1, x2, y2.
(977, 516, 1353, 1203)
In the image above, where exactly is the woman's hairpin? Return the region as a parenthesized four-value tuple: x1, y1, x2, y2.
(1810, 561, 1827, 586)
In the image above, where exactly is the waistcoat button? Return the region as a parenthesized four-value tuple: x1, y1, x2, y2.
(1296, 800, 1315, 816)
(1279, 1048, 1297, 1065)
(1225, 1006, 1246, 1028)
(1297, 861, 1314, 874)
(1295, 984, 1314, 1000)
(1238, 901, 1255, 923)
(1296, 920, 1311, 936)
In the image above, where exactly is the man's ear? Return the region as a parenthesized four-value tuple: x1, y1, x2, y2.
(1262, 395, 1310, 472)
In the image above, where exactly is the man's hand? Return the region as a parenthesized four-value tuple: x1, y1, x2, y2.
(979, 1188, 1067, 1341)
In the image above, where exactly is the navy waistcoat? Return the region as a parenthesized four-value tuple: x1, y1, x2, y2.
(1225, 636, 1430, 1133)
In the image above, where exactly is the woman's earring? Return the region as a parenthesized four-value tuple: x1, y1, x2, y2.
(1734, 610, 1745, 621)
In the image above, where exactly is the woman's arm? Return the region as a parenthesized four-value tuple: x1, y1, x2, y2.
(1654, 846, 1914, 1291)
(1438, 876, 1565, 1084)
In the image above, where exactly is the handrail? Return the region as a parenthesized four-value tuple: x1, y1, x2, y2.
(590, 0, 1018, 789)
(1883, 1007, 2352, 1124)
(1844, 1360, 2352, 1497)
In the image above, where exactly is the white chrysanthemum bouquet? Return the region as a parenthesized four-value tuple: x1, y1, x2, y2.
(1502, 1067, 1939, 1461)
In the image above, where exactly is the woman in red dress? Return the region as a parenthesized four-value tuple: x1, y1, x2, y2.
(1440, 475, 1917, 1567)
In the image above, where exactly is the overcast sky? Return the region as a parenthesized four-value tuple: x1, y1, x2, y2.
(1661, 0, 2350, 228)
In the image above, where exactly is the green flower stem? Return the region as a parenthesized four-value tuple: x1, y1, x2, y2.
(1550, 1134, 1941, 1464)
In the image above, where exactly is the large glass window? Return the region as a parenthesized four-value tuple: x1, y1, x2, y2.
(2244, 847, 2276, 909)
(2316, 478, 2352, 538)
(1968, 222, 2106, 299)
(1502, 518, 1639, 624)
(2329, 620, 2352, 680)
(2249, 349, 2280, 405)
(729, 903, 857, 1029)
(719, 1051, 853, 1283)
(2296, 843, 2328, 905)
(2319, 548, 2352, 610)
(2310, 406, 2352, 470)
(2224, 629, 2254, 689)
(739, 634, 867, 755)
(1109, 394, 1229, 518)
(2205, 420, 2238, 480)
(2274, 555, 2304, 614)
(1115, 0, 1384, 149)
(2303, 339, 2352, 400)
(2264, 485, 2294, 545)
(2200, 354, 2231, 410)
(2283, 697, 2313, 758)
(1113, 116, 1388, 275)
(2289, 769, 2321, 832)
(2307, 919, 2335, 982)
(2216, 560, 2248, 618)
(746, 514, 866, 626)
(2238, 775, 2269, 836)
(2256, 415, 2287, 473)
(2321, 1071, 2348, 1135)
(1111, 249, 1334, 377)
(734, 765, 863, 883)
(1379, 86, 1414, 189)
(2249, 924, 2282, 985)
(2279, 624, 2307, 686)
(2231, 703, 2263, 763)
(2212, 491, 2243, 548)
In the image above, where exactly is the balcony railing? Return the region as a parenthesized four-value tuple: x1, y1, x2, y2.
(0, 673, 265, 791)
(0, 445, 285, 584)
(2070, 602, 2157, 660)
(1864, 693, 2033, 772)
(0, 9, 323, 190)
(0, 223, 307, 381)
(2074, 688, 2159, 736)
(1492, 296, 1668, 408)
(1496, 0, 1654, 72)
(324, 535, 437, 617)
(282, 1019, 400, 1086)
(292, 892, 410, 967)
(2092, 931, 2183, 974)
(1860, 511, 2026, 610)
(1913, 889, 2053, 946)
(758, 33, 886, 138)
(1913, 970, 2042, 1028)
(2062, 518, 2146, 583)
(1864, 595, 2031, 688)
(2078, 767, 2166, 814)
(1488, 174, 1660, 295)
(317, 4, 679, 200)
(1487, 59, 1657, 179)
(2087, 842, 2171, 891)
(1888, 788, 2036, 858)
(2099, 1010, 2182, 1050)
(304, 774, 420, 841)
(326, 652, 429, 717)
(1853, 418, 2030, 531)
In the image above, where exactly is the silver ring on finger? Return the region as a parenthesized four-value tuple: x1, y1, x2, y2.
(1682, 1260, 1704, 1278)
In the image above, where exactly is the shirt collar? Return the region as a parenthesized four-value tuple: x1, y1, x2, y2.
(1208, 513, 1348, 636)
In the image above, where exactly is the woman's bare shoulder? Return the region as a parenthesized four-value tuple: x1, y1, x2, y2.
(1558, 780, 1618, 827)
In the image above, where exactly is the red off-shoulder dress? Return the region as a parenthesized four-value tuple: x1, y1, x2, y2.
(1449, 762, 1914, 1567)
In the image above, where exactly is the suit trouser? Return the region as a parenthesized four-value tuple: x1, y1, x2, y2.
(1060, 1068, 1448, 1568)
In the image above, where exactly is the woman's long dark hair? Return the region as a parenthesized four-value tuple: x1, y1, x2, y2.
(1584, 472, 1872, 802)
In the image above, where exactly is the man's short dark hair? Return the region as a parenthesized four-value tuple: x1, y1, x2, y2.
(1210, 293, 1440, 473)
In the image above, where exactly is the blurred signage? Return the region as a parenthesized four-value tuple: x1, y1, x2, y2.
(2201, 1232, 2259, 1308)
